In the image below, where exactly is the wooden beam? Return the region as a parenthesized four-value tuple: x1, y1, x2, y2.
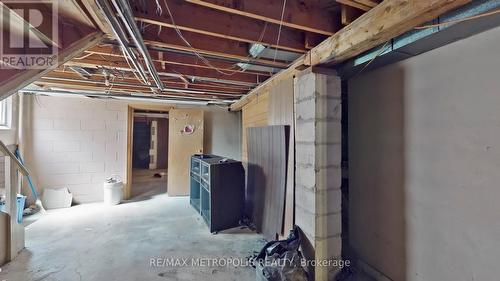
(35, 80, 241, 99)
(341, 4, 363, 25)
(84, 45, 269, 75)
(355, 0, 380, 8)
(133, 1, 307, 53)
(185, 0, 340, 36)
(307, 0, 470, 66)
(44, 70, 250, 93)
(141, 28, 290, 68)
(77, 0, 114, 34)
(335, 0, 371, 12)
(0, 31, 105, 100)
(65, 58, 268, 85)
(231, 0, 471, 111)
(39, 72, 247, 96)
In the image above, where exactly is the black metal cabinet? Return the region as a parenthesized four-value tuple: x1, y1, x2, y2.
(189, 154, 245, 233)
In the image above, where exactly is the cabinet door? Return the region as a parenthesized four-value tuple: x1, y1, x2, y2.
(168, 109, 204, 196)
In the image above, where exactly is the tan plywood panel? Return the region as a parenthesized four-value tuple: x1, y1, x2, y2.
(168, 109, 204, 196)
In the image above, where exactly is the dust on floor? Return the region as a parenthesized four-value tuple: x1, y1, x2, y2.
(0, 192, 265, 281)
(131, 169, 168, 198)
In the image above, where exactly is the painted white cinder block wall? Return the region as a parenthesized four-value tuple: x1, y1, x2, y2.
(24, 95, 242, 204)
(25, 96, 128, 204)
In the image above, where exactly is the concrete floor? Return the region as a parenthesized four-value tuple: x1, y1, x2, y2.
(0, 190, 265, 281)
(131, 169, 167, 198)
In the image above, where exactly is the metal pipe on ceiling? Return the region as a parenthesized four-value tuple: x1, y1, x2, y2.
(95, 0, 150, 85)
(102, 40, 289, 70)
(45, 86, 235, 103)
(19, 89, 233, 106)
(39, 76, 244, 97)
(182, 75, 258, 87)
(68, 59, 256, 89)
(111, 0, 164, 90)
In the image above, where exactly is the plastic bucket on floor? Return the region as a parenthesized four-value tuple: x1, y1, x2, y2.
(103, 177, 123, 205)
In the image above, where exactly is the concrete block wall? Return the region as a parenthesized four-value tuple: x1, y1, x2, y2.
(26, 96, 128, 204)
(295, 69, 342, 280)
(23, 96, 243, 204)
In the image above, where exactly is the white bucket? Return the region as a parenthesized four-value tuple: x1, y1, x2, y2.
(103, 177, 123, 205)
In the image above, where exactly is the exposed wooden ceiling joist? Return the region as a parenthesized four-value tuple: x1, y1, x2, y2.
(142, 40, 289, 69)
(140, 28, 292, 67)
(65, 58, 267, 85)
(132, 1, 308, 53)
(45, 70, 250, 94)
(35, 80, 242, 100)
(336, 0, 376, 12)
(85, 45, 271, 76)
(77, 0, 114, 34)
(33, 82, 235, 102)
(341, 5, 363, 25)
(184, 0, 341, 35)
(230, 0, 471, 111)
(0, 5, 104, 100)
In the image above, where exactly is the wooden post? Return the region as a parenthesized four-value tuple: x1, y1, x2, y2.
(4, 156, 23, 261)
(0, 141, 29, 262)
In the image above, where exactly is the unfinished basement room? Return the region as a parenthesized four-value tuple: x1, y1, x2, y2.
(0, 0, 499, 280)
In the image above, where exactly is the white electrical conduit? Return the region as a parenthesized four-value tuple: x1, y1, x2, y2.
(111, 0, 164, 90)
(95, 0, 150, 85)
(40, 76, 243, 97)
(47, 87, 233, 103)
(18, 89, 233, 105)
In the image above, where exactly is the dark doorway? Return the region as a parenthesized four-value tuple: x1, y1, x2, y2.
(131, 110, 169, 198)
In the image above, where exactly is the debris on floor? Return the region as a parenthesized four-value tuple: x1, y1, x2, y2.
(23, 204, 41, 216)
(42, 187, 73, 210)
(254, 226, 308, 281)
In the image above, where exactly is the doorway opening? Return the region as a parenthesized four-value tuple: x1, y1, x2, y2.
(130, 109, 169, 198)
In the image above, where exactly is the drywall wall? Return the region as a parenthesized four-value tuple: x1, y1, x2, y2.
(203, 107, 241, 161)
(348, 26, 500, 281)
(24, 96, 241, 203)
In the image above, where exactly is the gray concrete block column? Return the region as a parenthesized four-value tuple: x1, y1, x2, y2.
(294, 68, 342, 281)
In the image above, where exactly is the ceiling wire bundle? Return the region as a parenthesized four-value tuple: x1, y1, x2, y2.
(96, 0, 166, 94)
(151, 0, 281, 80)
(271, 0, 287, 74)
(157, 0, 243, 76)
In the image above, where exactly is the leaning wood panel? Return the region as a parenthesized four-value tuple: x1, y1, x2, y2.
(168, 109, 204, 196)
(268, 78, 295, 237)
(247, 125, 289, 241)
